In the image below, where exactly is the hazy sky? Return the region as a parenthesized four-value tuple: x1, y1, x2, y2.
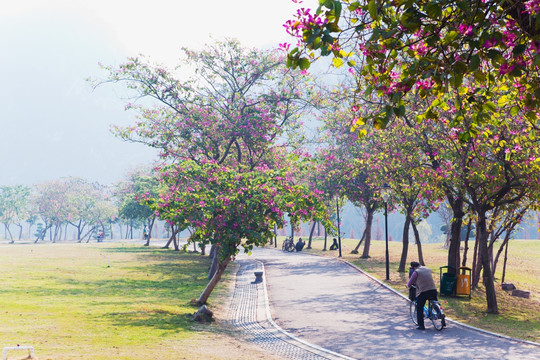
(0, 0, 308, 186)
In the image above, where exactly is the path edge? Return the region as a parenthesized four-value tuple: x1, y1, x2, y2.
(332, 256, 540, 348)
(256, 260, 357, 360)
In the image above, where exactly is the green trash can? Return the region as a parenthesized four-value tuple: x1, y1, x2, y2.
(440, 266, 457, 296)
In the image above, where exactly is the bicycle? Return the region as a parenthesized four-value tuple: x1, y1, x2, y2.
(410, 295, 446, 331)
(282, 238, 295, 252)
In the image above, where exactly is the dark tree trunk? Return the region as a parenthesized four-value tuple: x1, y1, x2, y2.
(273, 223, 277, 247)
(351, 228, 366, 254)
(398, 215, 411, 272)
(493, 230, 512, 277)
(361, 209, 374, 258)
(411, 221, 425, 266)
(307, 221, 316, 249)
(323, 227, 327, 250)
(208, 245, 220, 280)
(336, 197, 342, 257)
(462, 219, 472, 267)
(198, 256, 231, 305)
(448, 198, 464, 272)
(477, 213, 499, 314)
(501, 239, 510, 284)
(472, 228, 482, 288)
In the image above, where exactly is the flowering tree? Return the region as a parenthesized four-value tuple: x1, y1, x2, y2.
(62, 178, 116, 242)
(33, 178, 116, 242)
(410, 99, 540, 313)
(96, 39, 331, 306)
(314, 88, 403, 258)
(364, 120, 444, 271)
(0, 185, 31, 242)
(96, 39, 312, 170)
(146, 161, 330, 305)
(114, 169, 160, 244)
(285, 0, 540, 135)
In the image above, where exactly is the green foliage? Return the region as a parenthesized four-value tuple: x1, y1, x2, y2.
(286, 0, 540, 134)
(147, 161, 332, 261)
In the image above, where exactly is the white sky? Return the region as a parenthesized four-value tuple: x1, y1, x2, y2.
(2, 0, 304, 65)
(0, 0, 314, 186)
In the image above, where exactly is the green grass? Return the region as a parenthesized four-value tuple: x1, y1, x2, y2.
(0, 243, 269, 360)
(297, 237, 540, 343)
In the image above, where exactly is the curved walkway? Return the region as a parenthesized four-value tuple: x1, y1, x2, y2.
(230, 247, 540, 360)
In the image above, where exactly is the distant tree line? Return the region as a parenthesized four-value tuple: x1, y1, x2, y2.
(0, 169, 158, 243)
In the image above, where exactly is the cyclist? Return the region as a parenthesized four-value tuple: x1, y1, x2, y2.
(407, 261, 438, 330)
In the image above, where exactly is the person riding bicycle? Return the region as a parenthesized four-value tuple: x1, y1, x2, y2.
(407, 261, 438, 330)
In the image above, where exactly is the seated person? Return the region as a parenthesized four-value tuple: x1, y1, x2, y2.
(329, 238, 339, 250)
(295, 238, 305, 252)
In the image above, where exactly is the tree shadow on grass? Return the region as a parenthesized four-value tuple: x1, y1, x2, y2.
(107, 308, 195, 332)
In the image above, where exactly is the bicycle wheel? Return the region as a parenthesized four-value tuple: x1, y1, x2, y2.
(287, 242, 296, 252)
(282, 241, 287, 252)
(410, 301, 418, 325)
(429, 301, 445, 331)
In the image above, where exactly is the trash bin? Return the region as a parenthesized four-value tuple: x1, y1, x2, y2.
(440, 266, 457, 296)
(456, 266, 472, 299)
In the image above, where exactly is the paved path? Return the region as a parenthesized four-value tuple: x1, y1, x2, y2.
(231, 247, 540, 360)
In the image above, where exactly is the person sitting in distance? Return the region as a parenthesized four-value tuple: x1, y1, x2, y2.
(329, 238, 339, 250)
(295, 237, 305, 252)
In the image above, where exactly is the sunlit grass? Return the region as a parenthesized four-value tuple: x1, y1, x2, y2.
(297, 236, 540, 342)
(0, 243, 269, 360)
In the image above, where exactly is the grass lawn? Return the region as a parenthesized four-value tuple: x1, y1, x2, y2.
(0, 242, 278, 360)
(298, 236, 540, 343)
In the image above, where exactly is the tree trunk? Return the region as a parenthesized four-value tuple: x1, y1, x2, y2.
(477, 212, 499, 314)
(472, 228, 482, 288)
(323, 227, 327, 250)
(198, 256, 231, 305)
(208, 245, 220, 280)
(351, 228, 366, 254)
(4, 224, 14, 243)
(361, 209, 374, 258)
(273, 223, 277, 247)
(493, 230, 512, 276)
(162, 226, 178, 249)
(336, 197, 342, 258)
(398, 215, 411, 272)
(462, 219, 472, 267)
(173, 231, 179, 251)
(307, 221, 316, 249)
(411, 221, 425, 266)
(443, 193, 465, 274)
(109, 220, 114, 240)
(145, 216, 156, 246)
(501, 239, 510, 284)
(448, 200, 464, 272)
(17, 224, 23, 242)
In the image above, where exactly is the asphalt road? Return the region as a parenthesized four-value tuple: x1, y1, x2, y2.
(239, 247, 540, 360)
